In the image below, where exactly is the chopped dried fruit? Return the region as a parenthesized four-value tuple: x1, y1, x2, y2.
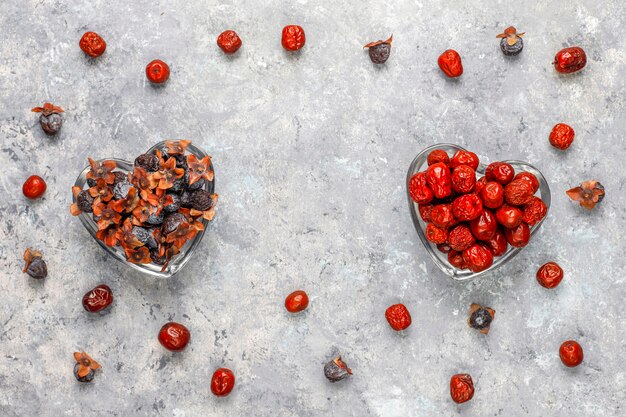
(324, 355, 352, 382)
(73, 352, 100, 383)
(468, 303, 495, 334)
(31, 103, 64, 135)
(385, 303, 412, 331)
(496, 26, 524, 56)
(23, 248, 47, 279)
(566, 180, 604, 210)
(364, 35, 392, 64)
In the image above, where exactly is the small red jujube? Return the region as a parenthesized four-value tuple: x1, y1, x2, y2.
(438, 49, 463, 78)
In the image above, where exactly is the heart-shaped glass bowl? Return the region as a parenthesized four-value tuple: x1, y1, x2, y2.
(72, 141, 214, 278)
(406, 143, 551, 281)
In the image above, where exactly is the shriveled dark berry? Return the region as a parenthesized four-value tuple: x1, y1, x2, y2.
(324, 356, 352, 383)
(169, 177, 185, 193)
(150, 249, 167, 265)
(364, 35, 393, 64)
(87, 178, 97, 188)
(113, 181, 132, 200)
(146, 209, 164, 225)
(74, 363, 95, 383)
(162, 212, 186, 235)
(77, 190, 94, 213)
(132, 227, 157, 249)
(180, 190, 193, 208)
(468, 303, 495, 334)
(187, 178, 205, 191)
(174, 154, 188, 170)
(500, 37, 523, 56)
(134, 154, 160, 172)
(163, 193, 181, 213)
(26, 258, 47, 279)
(192, 190, 215, 211)
(39, 113, 63, 135)
(113, 171, 129, 185)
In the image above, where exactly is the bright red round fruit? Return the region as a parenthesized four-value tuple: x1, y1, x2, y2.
(448, 224, 475, 252)
(82, 284, 113, 313)
(427, 149, 450, 166)
(285, 290, 309, 313)
(217, 30, 242, 54)
(450, 150, 479, 170)
(480, 181, 504, 209)
(385, 303, 412, 331)
(450, 373, 474, 404)
(438, 49, 463, 78)
(484, 229, 508, 256)
(211, 368, 236, 396)
(282, 25, 306, 51)
(409, 172, 434, 204)
(549, 123, 575, 150)
(474, 176, 488, 195)
(504, 222, 530, 247)
(418, 203, 434, 222)
(504, 179, 534, 206)
(495, 204, 523, 229)
(536, 262, 563, 288)
(23, 175, 47, 199)
(462, 244, 493, 273)
(158, 322, 190, 351)
(485, 162, 515, 185)
(451, 194, 483, 222)
(469, 209, 497, 240)
(451, 165, 476, 194)
(426, 162, 452, 199)
(523, 196, 548, 226)
(430, 204, 457, 229)
(554, 47, 586, 74)
(559, 340, 583, 367)
(514, 172, 539, 194)
(79, 32, 106, 57)
(448, 250, 467, 269)
(146, 59, 170, 84)
(425, 223, 448, 244)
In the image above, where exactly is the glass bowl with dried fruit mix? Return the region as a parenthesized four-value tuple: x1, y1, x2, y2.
(71, 140, 217, 278)
(407, 143, 551, 281)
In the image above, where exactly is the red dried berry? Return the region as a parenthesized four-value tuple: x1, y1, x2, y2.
(146, 59, 170, 84)
(23, 175, 47, 199)
(559, 341, 583, 367)
(495, 204, 523, 229)
(463, 244, 493, 273)
(474, 176, 488, 195)
(448, 250, 467, 269)
(425, 223, 448, 244)
(504, 222, 531, 247)
(549, 123, 575, 150)
(427, 149, 450, 166)
(536, 262, 563, 289)
(504, 179, 534, 206)
(485, 162, 515, 185)
(437, 243, 452, 253)
(514, 172, 540, 194)
(480, 181, 504, 209)
(217, 30, 242, 54)
(211, 368, 236, 397)
(79, 32, 106, 58)
(469, 209, 497, 241)
(450, 150, 479, 170)
(448, 224, 475, 252)
(430, 204, 457, 229)
(409, 172, 434, 204)
(158, 322, 190, 352)
(438, 49, 463, 78)
(418, 203, 434, 222)
(285, 290, 309, 313)
(523, 196, 548, 226)
(450, 374, 474, 404)
(554, 47, 586, 74)
(385, 304, 412, 331)
(282, 25, 306, 51)
(426, 162, 452, 199)
(451, 165, 476, 194)
(82, 284, 113, 313)
(451, 194, 483, 222)
(483, 228, 508, 256)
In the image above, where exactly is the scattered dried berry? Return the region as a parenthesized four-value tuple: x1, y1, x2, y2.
(514, 172, 539, 194)
(135, 154, 160, 172)
(426, 223, 448, 244)
(450, 373, 474, 404)
(522, 196, 548, 226)
(22, 248, 47, 279)
(73, 351, 100, 383)
(559, 340, 583, 367)
(211, 368, 236, 397)
(385, 303, 412, 331)
(285, 290, 309, 313)
(418, 203, 434, 222)
(566, 180, 604, 210)
(536, 262, 563, 289)
(364, 35, 392, 64)
(496, 26, 524, 56)
(79, 31, 106, 57)
(146, 59, 170, 84)
(485, 162, 514, 185)
(554, 47, 586, 74)
(451, 194, 483, 222)
(469, 209, 497, 240)
(23, 175, 47, 199)
(82, 284, 113, 313)
(324, 356, 352, 383)
(504, 222, 531, 247)
(451, 165, 476, 194)
(484, 228, 508, 256)
(430, 204, 457, 229)
(158, 322, 190, 352)
(409, 172, 434, 204)
(217, 30, 242, 54)
(426, 163, 452, 199)
(462, 243, 493, 273)
(504, 179, 534, 206)
(448, 250, 467, 269)
(474, 176, 488, 195)
(549, 123, 575, 150)
(450, 150, 479, 170)
(282, 25, 306, 51)
(448, 224, 475, 252)
(480, 181, 504, 209)
(31, 103, 64, 135)
(427, 149, 450, 166)
(495, 204, 523, 229)
(468, 303, 495, 334)
(438, 49, 463, 78)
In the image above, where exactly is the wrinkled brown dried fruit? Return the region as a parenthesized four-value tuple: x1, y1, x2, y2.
(468, 303, 495, 334)
(566, 180, 605, 210)
(324, 355, 352, 382)
(23, 248, 48, 279)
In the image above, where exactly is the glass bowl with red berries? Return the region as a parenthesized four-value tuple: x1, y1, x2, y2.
(71, 140, 217, 278)
(407, 143, 551, 281)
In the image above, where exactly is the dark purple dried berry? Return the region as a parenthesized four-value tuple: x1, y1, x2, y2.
(113, 171, 129, 185)
(180, 190, 193, 208)
(187, 178, 205, 191)
(77, 190, 94, 213)
(468, 303, 495, 334)
(163, 193, 181, 213)
(132, 227, 157, 249)
(323, 356, 352, 383)
(174, 154, 188, 170)
(26, 258, 48, 279)
(150, 249, 167, 265)
(73, 363, 95, 383)
(192, 190, 215, 211)
(113, 181, 132, 200)
(500, 37, 523, 56)
(87, 178, 97, 188)
(39, 113, 63, 135)
(146, 209, 164, 225)
(134, 154, 160, 172)
(169, 177, 185, 193)
(162, 212, 186, 235)
(92, 213, 102, 223)
(364, 35, 392, 64)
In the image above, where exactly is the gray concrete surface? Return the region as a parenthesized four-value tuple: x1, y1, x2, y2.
(1, 0, 625, 416)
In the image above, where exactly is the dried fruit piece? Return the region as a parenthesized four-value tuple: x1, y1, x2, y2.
(559, 340, 583, 367)
(549, 123, 575, 150)
(23, 175, 47, 199)
(285, 290, 309, 313)
(79, 31, 106, 57)
(522, 196, 548, 226)
(82, 284, 113, 313)
(430, 204, 457, 229)
(211, 368, 236, 396)
(483, 228, 508, 256)
(418, 203, 434, 222)
(536, 262, 563, 289)
(480, 181, 504, 209)
(474, 176, 488, 195)
(31, 103, 64, 135)
(469, 209, 497, 240)
(427, 149, 450, 166)
(448, 250, 467, 269)
(217, 30, 242, 54)
(425, 223, 448, 244)
(164, 140, 191, 155)
(452, 194, 483, 222)
(462, 244, 493, 273)
(154, 157, 185, 190)
(282, 25, 306, 51)
(409, 172, 434, 204)
(426, 162, 452, 199)
(497, 26, 524, 56)
(158, 322, 190, 352)
(87, 158, 117, 185)
(566, 180, 604, 210)
(438, 49, 463, 78)
(324, 356, 352, 382)
(450, 374, 474, 404)
(495, 204, 523, 229)
(23, 248, 47, 279)
(448, 224, 475, 252)
(385, 303, 412, 331)
(135, 154, 160, 172)
(146, 59, 170, 84)
(125, 246, 152, 264)
(186, 154, 213, 185)
(73, 351, 100, 383)
(485, 162, 515, 185)
(504, 179, 534, 206)
(450, 150, 479, 170)
(514, 172, 539, 194)
(554, 47, 586, 74)
(451, 165, 476, 194)
(468, 303, 495, 334)
(504, 222, 530, 247)
(364, 35, 392, 64)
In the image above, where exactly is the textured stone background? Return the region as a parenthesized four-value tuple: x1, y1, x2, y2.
(0, 0, 625, 416)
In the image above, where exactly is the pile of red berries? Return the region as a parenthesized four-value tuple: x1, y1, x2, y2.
(410, 148, 548, 273)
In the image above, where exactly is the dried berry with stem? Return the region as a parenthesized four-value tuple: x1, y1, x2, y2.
(31, 103, 64, 135)
(566, 180, 604, 210)
(496, 26, 524, 56)
(23, 248, 47, 279)
(364, 35, 392, 64)
(468, 303, 495, 334)
(73, 352, 100, 383)
(324, 355, 352, 382)
(186, 154, 213, 185)
(87, 158, 117, 185)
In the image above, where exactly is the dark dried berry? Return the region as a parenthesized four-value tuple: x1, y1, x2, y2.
(187, 178, 205, 191)
(132, 227, 158, 248)
(468, 303, 495, 334)
(87, 178, 97, 188)
(77, 190, 94, 213)
(113, 181, 132, 200)
(26, 258, 47, 279)
(497, 26, 524, 56)
(169, 177, 186, 193)
(324, 356, 352, 383)
(146, 209, 164, 225)
(364, 35, 392, 64)
(192, 190, 215, 211)
(74, 363, 95, 382)
(135, 154, 160, 172)
(150, 249, 167, 265)
(163, 193, 181, 213)
(39, 113, 63, 135)
(113, 171, 129, 185)
(162, 212, 186, 235)
(180, 190, 193, 208)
